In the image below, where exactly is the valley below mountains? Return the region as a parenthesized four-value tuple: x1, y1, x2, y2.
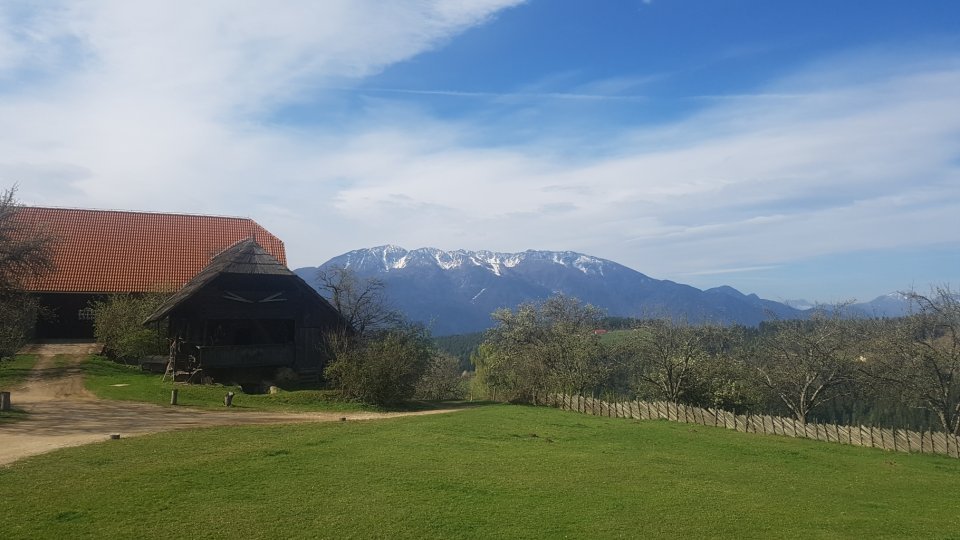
(294, 246, 909, 336)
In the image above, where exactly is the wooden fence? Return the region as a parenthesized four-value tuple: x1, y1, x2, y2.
(544, 394, 960, 459)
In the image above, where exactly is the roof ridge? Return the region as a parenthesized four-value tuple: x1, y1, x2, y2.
(21, 205, 254, 221)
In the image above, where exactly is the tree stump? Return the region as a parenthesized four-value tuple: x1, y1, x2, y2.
(225, 392, 235, 407)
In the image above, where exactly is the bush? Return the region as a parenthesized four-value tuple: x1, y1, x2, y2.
(415, 353, 466, 401)
(0, 293, 38, 359)
(324, 323, 433, 406)
(93, 293, 169, 362)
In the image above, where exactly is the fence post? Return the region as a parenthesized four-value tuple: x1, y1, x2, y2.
(0, 391, 10, 411)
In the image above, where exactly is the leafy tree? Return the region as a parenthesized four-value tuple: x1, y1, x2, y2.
(93, 293, 169, 362)
(865, 287, 960, 434)
(324, 322, 434, 406)
(614, 320, 709, 403)
(479, 295, 611, 403)
(751, 306, 860, 423)
(0, 186, 54, 358)
(613, 320, 755, 408)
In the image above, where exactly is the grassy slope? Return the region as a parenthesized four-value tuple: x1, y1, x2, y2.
(2, 405, 959, 539)
(83, 356, 371, 413)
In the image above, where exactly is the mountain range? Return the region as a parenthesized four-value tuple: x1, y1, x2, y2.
(294, 246, 911, 336)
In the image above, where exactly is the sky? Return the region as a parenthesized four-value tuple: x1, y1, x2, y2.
(3, 0, 959, 304)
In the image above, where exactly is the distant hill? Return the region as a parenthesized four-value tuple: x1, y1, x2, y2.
(295, 246, 807, 336)
(787, 294, 913, 318)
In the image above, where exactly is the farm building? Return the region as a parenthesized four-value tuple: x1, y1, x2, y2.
(14, 207, 346, 378)
(15, 207, 287, 338)
(144, 237, 348, 380)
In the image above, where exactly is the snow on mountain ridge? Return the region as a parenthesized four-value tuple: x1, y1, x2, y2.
(344, 246, 610, 276)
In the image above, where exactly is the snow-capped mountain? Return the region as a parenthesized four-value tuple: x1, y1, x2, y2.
(295, 246, 805, 335)
(329, 245, 613, 277)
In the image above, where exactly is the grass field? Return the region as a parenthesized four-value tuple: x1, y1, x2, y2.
(0, 354, 38, 388)
(82, 356, 373, 413)
(2, 405, 959, 538)
(0, 355, 37, 423)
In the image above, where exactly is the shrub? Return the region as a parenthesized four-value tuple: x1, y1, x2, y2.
(324, 323, 433, 406)
(0, 293, 38, 359)
(93, 293, 169, 362)
(415, 353, 466, 401)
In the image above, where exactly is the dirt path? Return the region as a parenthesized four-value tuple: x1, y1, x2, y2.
(1, 344, 456, 466)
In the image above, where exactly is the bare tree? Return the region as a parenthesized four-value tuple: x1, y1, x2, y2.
(616, 319, 728, 404)
(315, 265, 400, 338)
(753, 306, 859, 424)
(0, 186, 54, 357)
(865, 287, 960, 434)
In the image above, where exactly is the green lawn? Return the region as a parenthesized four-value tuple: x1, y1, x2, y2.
(2, 405, 959, 538)
(0, 354, 38, 388)
(82, 356, 372, 413)
(0, 355, 37, 423)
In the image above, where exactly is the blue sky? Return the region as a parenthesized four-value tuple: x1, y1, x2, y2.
(3, 0, 959, 303)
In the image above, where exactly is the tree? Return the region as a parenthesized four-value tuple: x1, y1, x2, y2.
(478, 295, 611, 403)
(415, 353, 466, 401)
(865, 287, 960, 434)
(752, 307, 860, 423)
(315, 265, 399, 338)
(615, 319, 712, 403)
(324, 322, 434, 406)
(0, 186, 53, 358)
(92, 293, 169, 362)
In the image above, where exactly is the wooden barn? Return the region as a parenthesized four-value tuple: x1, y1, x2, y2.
(144, 237, 348, 380)
(15, 207, 288, 339)
(15, 206, 348, 379)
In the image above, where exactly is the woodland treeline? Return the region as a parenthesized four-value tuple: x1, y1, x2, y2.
(471, 289, 960, 435)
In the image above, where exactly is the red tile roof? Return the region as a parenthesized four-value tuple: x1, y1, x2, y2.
(15, 207, 286, 293)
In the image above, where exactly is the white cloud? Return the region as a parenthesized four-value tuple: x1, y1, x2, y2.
(2, 1, 958, 300)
